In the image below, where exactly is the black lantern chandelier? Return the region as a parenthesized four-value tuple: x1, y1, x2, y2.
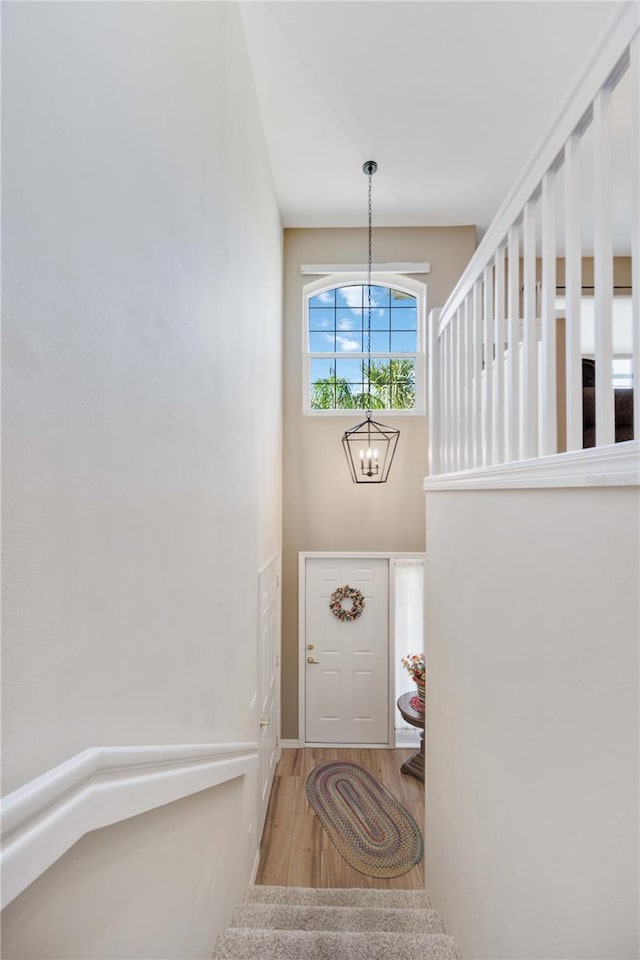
(342, 161, 400, 484)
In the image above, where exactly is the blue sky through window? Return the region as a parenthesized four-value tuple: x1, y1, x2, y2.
(309, 284, 418, 355)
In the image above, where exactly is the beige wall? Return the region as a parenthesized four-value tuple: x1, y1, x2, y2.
(425, 486, 639, 959)
(555, 255, 632, 288)
(282, 226, 476, 739)
(2, 3, 281, 955)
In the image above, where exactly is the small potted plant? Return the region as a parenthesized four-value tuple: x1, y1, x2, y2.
(401, 653, 426, 704)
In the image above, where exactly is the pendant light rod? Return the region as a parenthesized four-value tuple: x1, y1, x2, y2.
(342, 160, 400, 484)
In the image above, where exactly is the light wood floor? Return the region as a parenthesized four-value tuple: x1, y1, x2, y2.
(255, 747, 425, 889)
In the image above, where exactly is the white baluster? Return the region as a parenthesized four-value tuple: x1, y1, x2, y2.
(455, 308, 463, 471)
(507, 224, 520, 461)
(540, 170, 558, 455)
(522, 199, 538, 458)
(428, 308, 441, 475)
(494, 244, 506, 463)
(442, 322, 450, 472)
(447, 323, 454, 472)
(464, 294, 473, 470)
(448, 318, 456, 470)
(473, 281, 483, 467)
(631, 34, 640, 440)
(564, 132, 583, 452)
(593, 85, 615, 447)
(483, 263, 494, 465)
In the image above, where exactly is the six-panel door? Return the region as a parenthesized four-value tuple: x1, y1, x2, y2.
(305, 558, 389, 744)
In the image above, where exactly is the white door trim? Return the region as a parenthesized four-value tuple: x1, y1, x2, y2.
(257, 552, 281, 839)
(298, 552, 426, 747)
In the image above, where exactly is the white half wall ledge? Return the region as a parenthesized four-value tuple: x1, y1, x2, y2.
(423, 440, 640, 490)
(0, 742, 258, 909)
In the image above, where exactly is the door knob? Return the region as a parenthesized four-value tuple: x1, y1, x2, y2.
(259, 719, 270, 727)
(307, 657, 320, 664)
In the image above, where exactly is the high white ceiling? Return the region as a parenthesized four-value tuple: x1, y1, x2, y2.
(240, 1, 624, 237)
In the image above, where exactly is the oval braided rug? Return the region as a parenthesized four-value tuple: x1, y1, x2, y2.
(305, 761, 423, 878)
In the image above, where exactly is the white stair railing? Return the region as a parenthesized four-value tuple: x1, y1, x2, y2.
(0, 742, 258, 908)
(429, 2, 640, 477)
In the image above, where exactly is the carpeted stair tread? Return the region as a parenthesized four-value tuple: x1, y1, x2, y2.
(244, 885, 432, 909)
(212, 928, 460, 960)
(231, 902, 444, 933)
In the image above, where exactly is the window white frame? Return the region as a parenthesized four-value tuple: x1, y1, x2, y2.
(302, 272, 427, 415)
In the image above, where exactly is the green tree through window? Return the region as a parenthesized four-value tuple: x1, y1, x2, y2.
(311, 359, 415, 410)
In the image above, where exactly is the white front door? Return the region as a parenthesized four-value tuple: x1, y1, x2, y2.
(258, 555, 280, 838)
(305, 558, 389, 744)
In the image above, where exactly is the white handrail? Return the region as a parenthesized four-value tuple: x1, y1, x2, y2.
(0, 742, 258, 909)
(438, 1, 639, 334)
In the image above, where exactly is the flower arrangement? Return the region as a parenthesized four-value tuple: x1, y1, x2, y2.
(401, 653, 425, 683)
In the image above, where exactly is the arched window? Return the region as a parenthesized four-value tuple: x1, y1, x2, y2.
(303, 275, 426, 413)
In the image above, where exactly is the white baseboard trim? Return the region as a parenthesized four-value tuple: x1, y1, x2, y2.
(282, 736, 421, 749)
(1, 742, 258, 910)
(395, 729, 421, 748)
(249, 847, 260, 885)
(302, 742, 391, 749)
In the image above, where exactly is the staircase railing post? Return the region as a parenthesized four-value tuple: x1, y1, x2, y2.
(428, 308, 442, 475)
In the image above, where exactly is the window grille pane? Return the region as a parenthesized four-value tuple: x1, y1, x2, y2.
(368, 285, 390, 307)
(336, 285, 363, 308)
(391, 290, 416, 306)
(336, 308, 362, 332)
(309, 309, 334, 331)
(367, 358, 390, 372)
(335, 331, 363, 352)
(309, 290, 335, 309)
(370, 331, 390, 352)
(309, 331, 335, 352)
(369, 307, 390, 331)
(335, 358, 363, 381)
(390, 330, 417, 352)
(311, 358, 334, 381)
(391, 307, 417, 330)
(391, 359, 416, 409)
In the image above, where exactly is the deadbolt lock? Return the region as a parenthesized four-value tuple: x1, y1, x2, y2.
(307, 644, 314, 650)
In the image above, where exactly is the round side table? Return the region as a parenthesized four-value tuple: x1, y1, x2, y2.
(397, 691, 425, 783)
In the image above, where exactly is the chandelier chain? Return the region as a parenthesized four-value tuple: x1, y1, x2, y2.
(366, 169, 372, 418)
(341, 160, 399, 484)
